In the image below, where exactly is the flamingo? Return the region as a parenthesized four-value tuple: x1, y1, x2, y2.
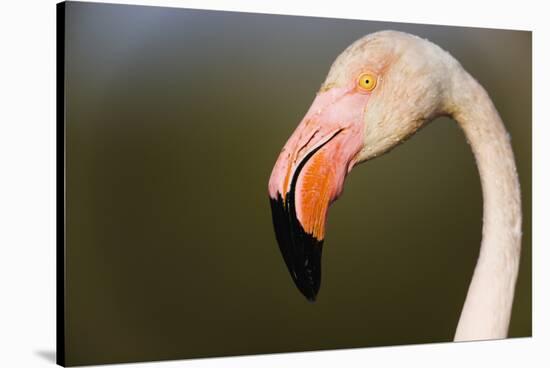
(268, 30, 522, 341)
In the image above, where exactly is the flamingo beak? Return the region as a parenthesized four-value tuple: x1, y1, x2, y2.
(268, 88, 368, 301)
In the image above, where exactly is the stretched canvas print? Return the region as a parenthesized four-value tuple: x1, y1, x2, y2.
(57, 1, 532, 366)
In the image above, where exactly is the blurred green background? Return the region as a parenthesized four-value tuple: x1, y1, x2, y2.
(64, 2, 531, 366)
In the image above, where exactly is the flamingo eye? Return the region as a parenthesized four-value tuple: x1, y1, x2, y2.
(357, 73, 377, 91)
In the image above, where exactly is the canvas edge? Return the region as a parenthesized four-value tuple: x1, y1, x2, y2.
(56, 1, 67, 367)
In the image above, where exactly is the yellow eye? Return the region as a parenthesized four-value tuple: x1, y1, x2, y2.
(357, 73, 377, 91)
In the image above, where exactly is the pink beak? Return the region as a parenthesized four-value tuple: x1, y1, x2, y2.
(268, 86, 369, 300)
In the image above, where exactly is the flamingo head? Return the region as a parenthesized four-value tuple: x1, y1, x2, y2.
(268, 30, 454, 301)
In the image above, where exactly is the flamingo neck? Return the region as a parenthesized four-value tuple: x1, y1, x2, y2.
(448, 70, 522, 341)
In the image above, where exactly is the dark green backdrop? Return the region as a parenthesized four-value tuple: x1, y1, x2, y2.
(63, 2, 531, 366)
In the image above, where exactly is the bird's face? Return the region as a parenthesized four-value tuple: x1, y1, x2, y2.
(268, 31, 447, 301)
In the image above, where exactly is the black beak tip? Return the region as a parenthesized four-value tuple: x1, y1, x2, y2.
(269, 193, 324, 302)
(303, 289, 318, 303)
